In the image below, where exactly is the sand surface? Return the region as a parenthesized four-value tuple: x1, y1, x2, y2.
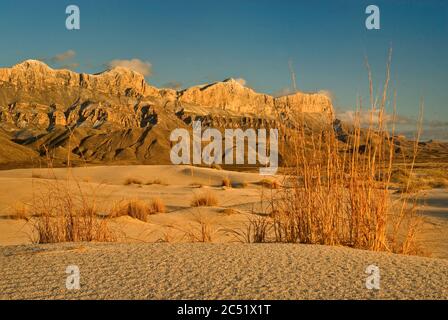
(1, 243, 447, 300)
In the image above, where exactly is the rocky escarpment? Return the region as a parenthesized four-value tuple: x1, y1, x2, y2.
(178, 78, 333, 118)
(0, 60, 335, 168)
(0, 60, 159, 98)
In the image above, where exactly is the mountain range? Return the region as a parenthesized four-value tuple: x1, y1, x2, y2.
(0, 60, 335, 168)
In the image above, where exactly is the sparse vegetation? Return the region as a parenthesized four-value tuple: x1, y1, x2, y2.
(149, 197, 166, 213)
(391, 167, 448, 193)
(187, 213, 216, 242)
(269, 50, 423, 255)
(124, 178, 143, 185)
(111, 199, 153, 221)
(224, 215, 272, 243)
(30, 179, 115, 243)
(146, 178, 165, 185)
(191, 191, 219, 207)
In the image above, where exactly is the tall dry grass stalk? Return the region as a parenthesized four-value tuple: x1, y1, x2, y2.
(271, 49, 423, 254)
(30, 177, 115, 243)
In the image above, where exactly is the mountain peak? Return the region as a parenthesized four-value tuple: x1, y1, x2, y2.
(14, 59, 50, 68)
(98, 66, 142, 76)
(222, 78, 245, 86)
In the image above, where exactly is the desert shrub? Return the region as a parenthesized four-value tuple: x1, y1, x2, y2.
(31, 180, 115, 243)
(187, 214, 216, 242)
(191, 191, 219, 207)
(270, 51, 422, 254)
(111, 199, 152, 221)
(225, 215, 272, 243)
(149, 197, 166, 213)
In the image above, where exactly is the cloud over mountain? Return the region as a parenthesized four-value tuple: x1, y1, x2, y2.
(51, 50, 76, 63)
(107, 59, 152, 76)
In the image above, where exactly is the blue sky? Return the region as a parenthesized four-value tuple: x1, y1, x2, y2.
(0, 0, 447, 135)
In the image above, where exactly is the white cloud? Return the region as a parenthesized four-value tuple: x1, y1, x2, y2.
(336, 109, 394, 125)
(52, 50, 76, 62)
(107, 59, 152, 76)
(234, 78, 246, 86)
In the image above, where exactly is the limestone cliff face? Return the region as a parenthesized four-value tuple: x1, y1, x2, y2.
(0, 60, 159, 98)
(0, 60, 334, 167)
(275, 92, 333, 116)
(178, 78, 334, 118)
(178, 79, 275, 115)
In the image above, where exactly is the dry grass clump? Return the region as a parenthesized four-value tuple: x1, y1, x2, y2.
(225, 215, 272, 243)
(124, 178, 143, 185)
(149, 197, 166, 213)
(269, 50, 423, 255)
(146, 179, 165, 185)
(222, 177, 232, 188)
(30, 180, 115, 243)
(186, 213, 216, 242)
(110, 199, 153, 221)
(191, 191, 219, 207)
(391, 167, 448, 193)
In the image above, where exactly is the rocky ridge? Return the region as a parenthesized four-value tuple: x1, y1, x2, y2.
(0, 60, 334, 167)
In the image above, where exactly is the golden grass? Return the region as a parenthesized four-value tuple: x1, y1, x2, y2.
(149, 197, 166, 213)
(187, 213, 216, 242)
(191, 191, 219, 207)
(30, 179, 115, 243)
(391, 167, 448, 193)
(110, 199, 153, 221)
(268, 49, 423, 255)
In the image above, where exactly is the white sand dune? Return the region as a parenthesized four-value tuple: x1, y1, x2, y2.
(1, 243, 447, 300)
